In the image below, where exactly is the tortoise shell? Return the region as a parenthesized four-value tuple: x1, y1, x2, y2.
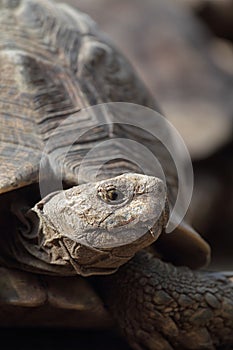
(0, 0, 210, 327)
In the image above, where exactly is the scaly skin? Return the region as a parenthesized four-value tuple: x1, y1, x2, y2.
(95, 251, 233, 350)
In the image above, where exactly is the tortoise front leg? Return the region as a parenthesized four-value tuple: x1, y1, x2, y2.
(95, 251, 233, 350)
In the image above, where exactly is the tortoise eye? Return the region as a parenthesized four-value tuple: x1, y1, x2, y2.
(107, 189, 118, 201)
(98, 185, 124, 204)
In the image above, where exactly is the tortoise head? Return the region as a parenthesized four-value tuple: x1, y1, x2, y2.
(19, 173, 168, 276)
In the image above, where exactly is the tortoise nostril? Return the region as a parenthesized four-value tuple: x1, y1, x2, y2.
(134, 184, 145, 195)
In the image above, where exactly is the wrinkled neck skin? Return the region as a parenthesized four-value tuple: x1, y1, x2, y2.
(10, 173, 168, 276)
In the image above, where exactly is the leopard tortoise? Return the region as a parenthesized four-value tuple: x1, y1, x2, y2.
(0, 0, 232, 349)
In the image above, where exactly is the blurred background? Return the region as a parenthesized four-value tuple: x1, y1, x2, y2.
(65, 0, 233, 159)
(5, 0, 233, 349)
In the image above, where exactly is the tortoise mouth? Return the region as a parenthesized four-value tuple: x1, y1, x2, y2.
(83, 219, 161, 249)
(60, 207, 168, 276)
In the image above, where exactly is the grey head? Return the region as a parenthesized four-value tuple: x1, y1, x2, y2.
(13, 173, 168, 276)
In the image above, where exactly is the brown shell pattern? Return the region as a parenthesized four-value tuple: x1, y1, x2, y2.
(0, 0, 159, 194)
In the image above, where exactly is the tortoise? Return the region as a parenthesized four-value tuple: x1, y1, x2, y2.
(0, 0, 232, 349)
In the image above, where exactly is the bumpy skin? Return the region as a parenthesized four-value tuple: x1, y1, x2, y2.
(96, 251, 233, 350)
(8, 174, 167, 276)
(0, 1, 232, 349)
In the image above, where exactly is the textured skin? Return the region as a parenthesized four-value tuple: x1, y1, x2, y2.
(6, 174, 168, 275)
(96, 251, 233, 350)
(0, 1, 232, 349)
